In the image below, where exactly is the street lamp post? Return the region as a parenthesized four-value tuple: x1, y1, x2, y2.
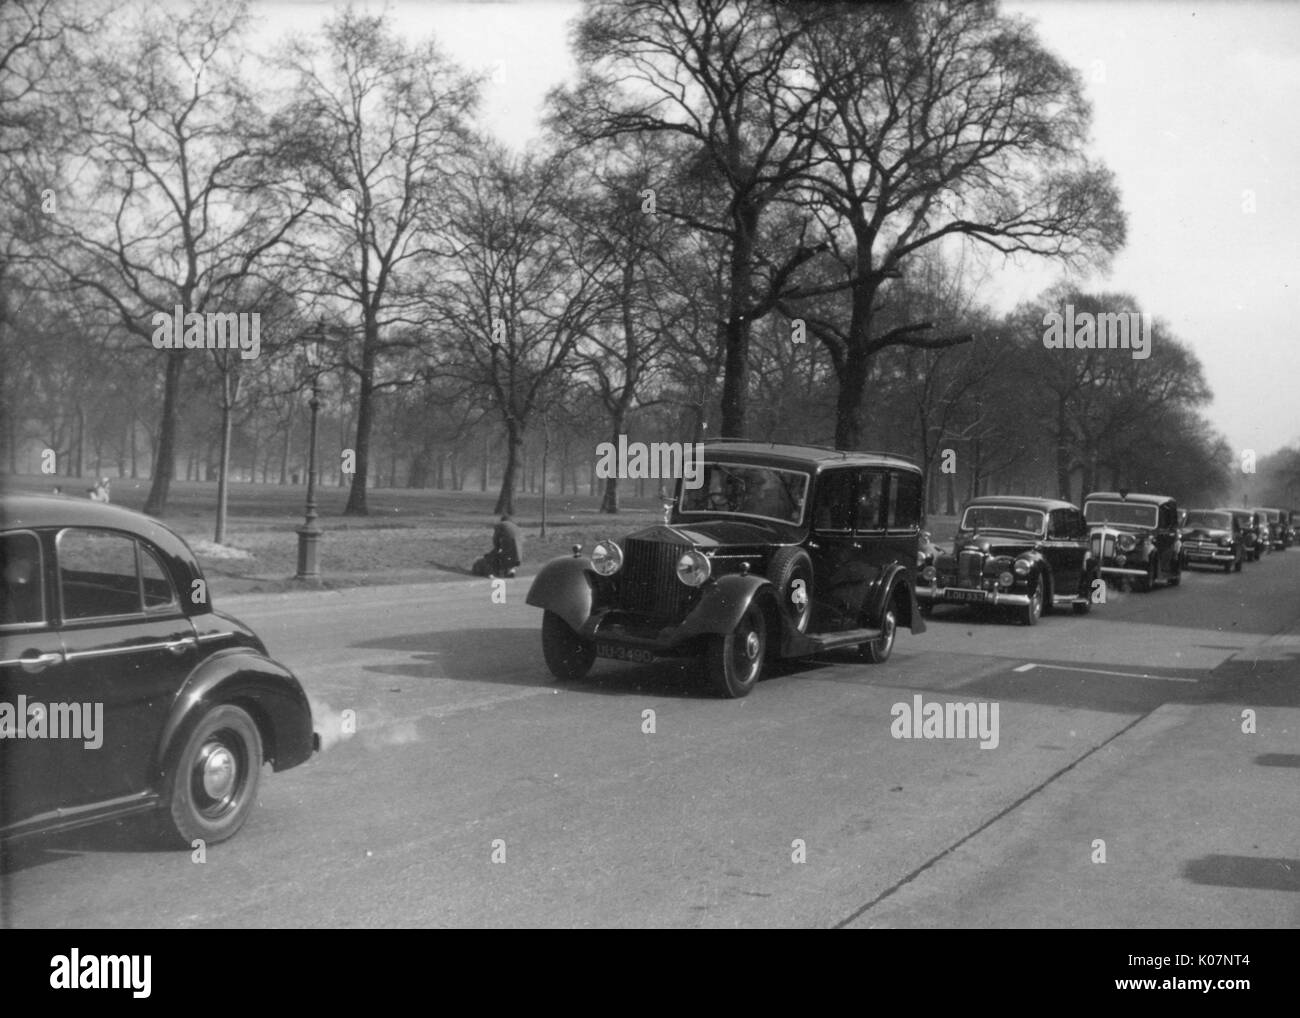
(296, 336, 323, 581)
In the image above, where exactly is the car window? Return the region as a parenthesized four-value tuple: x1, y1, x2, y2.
(888, 471, 923, 530)
(0, 532, 45, 628)
(140, 543, 177, 609)
(58, 528, 145, 620)
(811, 469, 854, 532)
(855, 469, 887, 532)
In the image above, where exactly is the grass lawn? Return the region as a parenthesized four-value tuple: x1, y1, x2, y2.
(3, 474, 665, 597)
(4, 473, 960, 599)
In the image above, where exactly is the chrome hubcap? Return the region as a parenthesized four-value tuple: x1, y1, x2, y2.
(200, 744, 237, 801)
(744, 630, 760, 660)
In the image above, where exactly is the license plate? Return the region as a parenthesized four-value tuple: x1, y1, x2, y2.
(595, 643, 655, 664)
(944, 589, 988, 603)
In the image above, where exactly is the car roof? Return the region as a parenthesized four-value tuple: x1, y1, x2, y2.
(1083, 491, 1175, 506)
(1, 493, 197, 563)
(964, 495, 1079, 512)
(701, 440, 920, 473)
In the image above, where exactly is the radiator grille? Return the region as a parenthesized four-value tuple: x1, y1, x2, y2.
(618, 538, 694, 620)
(1091, 532, 1115, 562)
(958, 550, 983, 588)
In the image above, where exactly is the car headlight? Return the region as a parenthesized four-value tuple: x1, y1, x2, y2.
(922, 565, 937, 581)
(1118, 534, 1137, 551)
(1219, 536, 1232, 547)
(1013, 559, 1031, 576)
(675, 549, 711, 587)
(590, 540, 623, 576)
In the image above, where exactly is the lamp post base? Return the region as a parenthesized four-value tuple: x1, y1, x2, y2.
(295, 525, 322, 581)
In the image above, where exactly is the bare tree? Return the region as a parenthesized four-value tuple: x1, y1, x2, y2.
(277, 8, 479, 515)
(785, 0, 1126, 449)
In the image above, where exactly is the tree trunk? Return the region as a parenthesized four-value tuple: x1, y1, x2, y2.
(344, 328, 377, 515)
(833, 346, 871, 450)
(144, 349, 184, 516)
(494, 421, 523, 516)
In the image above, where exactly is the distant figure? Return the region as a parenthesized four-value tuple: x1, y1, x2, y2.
(50, 485, 63, 495)
(87, 477, 111, 502)
(471, 514, 524, 577)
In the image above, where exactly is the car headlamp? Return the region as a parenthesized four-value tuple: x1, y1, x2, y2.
(922, 565, 937, 581)
(590, 540, 623, 576)
(675, 549, 711, 587)
(1013, 559, 1031, 576)
(1118, 534, 1137, 551)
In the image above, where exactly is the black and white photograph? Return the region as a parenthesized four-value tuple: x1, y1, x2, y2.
(1, 0, 1297, 951)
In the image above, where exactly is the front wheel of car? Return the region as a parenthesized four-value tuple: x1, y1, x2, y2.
(542, 610, 595, 682)
(1019, 582, 1043, 626)
(705, 602, 766, 698)
(859, 604, 897, 663)
(160, 704, 263, 847)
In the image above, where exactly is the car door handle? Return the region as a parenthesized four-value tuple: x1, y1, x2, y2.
(163, 638, 196, 655)
(20, 651, 64, 674)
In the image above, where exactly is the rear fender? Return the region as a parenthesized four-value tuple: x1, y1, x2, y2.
(525, 556, 594, 633)
(157, 648, 314, 783)
(866, 563, 925, 634)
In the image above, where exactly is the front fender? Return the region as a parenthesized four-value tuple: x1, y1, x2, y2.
(673, 574, 772, 643)
(157, 648, 315, 784)
(525, 555, 594, 633)
(867, 563, 925, 634)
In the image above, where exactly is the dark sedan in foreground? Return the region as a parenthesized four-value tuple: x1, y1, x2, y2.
(1, 494, 315, 846)
(527, 442, 926, 698)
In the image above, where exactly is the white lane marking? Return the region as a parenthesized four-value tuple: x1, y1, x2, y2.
(1014, 662, 1197, 682)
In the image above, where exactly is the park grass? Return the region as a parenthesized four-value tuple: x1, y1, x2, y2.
(3, 473, 960, 599)
(3, 474, 666, 597)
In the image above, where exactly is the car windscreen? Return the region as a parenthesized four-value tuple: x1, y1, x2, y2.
(1184, 511, 1231, 529)
(1084, 501, 1158, 528)
(959, 506, 1045, 535)
(680, 463, 809, 525)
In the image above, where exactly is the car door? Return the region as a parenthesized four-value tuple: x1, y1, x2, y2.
(1156, 501, 1180, 572)
(52, 527, 198, 810)
(806, 467, 864, 632)
(0, 529, 69, 827)
(875, 469, 922, 609)
(1043, 509, 1085, 598)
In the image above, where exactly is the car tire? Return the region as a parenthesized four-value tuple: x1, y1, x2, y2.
(858, 599, 898, 663)
(705, 602, 766, 698)
(1019, 582, 1043, 626)
(160, 704, 263, 847)
(541, 610, 595, 682)
(767, 547, 814, 634)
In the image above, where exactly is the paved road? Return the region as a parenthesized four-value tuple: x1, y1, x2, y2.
(3, 552, 1298, 928)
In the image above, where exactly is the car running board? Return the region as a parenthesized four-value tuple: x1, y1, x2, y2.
(784, 627, 883, 656)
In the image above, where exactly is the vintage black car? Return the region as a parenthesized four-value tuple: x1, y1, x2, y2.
(1218, 508, 1262, 562)
(1249, 508, 1278, 554)
(1, 495, 315, 846)
(1082, 491, 1182, 591)
(526, 442, 926, 698)
(1180, 509, 1244, 572)
(916, 497, 1098, 625)
(1260, 508, 1291, 550)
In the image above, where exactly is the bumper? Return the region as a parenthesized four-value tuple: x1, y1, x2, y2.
(1183, 547, 1235, 564)
(915, 583, 1031, 608)
(1098, 563, 1149, 578)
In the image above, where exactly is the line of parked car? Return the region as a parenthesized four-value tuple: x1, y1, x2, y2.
(525, 441, 1296, 701)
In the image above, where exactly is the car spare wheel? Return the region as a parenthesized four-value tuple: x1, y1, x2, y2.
(160, 704, 263, 847)
(767, 547, 814, 633)
(542, 610, 596, 682)
(706, 602, 767, 698)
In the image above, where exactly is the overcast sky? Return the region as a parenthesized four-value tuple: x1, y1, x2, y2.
(248, 0, 1300, 459)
